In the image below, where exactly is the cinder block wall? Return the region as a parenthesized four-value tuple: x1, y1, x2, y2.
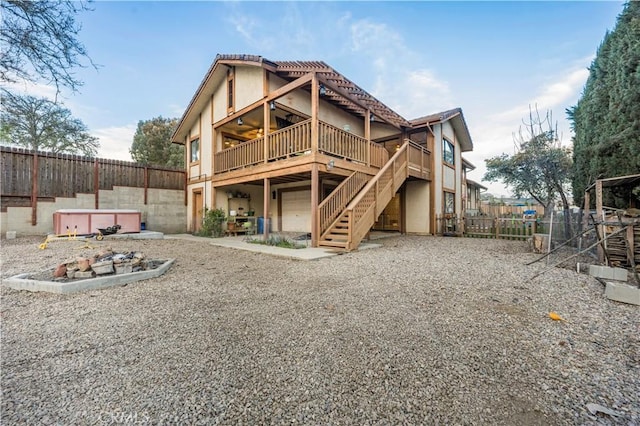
(1, 186, 186, 236)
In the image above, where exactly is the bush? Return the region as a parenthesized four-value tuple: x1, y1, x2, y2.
(246, 234, 305, 249)
(196, 207, 226, 237)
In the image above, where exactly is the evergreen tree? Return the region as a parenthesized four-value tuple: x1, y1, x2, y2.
(568, 1, 640, 208)
(130, 116, 183, 168)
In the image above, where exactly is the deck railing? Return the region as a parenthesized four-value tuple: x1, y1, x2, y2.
(370, 142, 389, 168)
(213, 121, 427, 179)
(407, 141, 431, 179)
(319, 121, 369, 164)
(318, 171, 370, 237)
(267, 119, 312, 160)
(215, 137, 265, 173)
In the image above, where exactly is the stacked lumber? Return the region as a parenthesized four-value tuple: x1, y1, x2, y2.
(606, 233, 629, 268)
(635, 225, 640, 264)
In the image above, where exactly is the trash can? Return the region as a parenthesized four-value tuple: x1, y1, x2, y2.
(257, 217, 264, 234)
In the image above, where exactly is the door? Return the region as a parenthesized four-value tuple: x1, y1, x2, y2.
(192, 190, 203, 233)
(281, 190, 311, 232)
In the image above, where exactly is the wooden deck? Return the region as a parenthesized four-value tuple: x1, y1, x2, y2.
(212, 119, 429, 178)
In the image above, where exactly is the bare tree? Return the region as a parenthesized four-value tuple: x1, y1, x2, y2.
(1, 0, 96, 94)
(0, 89, 99, 156)
(485, 106, 573, 239)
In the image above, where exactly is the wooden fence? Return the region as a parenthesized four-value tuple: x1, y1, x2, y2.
(1, 146, 186, 224)
(463, 216, 538, 240)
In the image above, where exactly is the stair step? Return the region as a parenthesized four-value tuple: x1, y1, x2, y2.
(330, 228, 349, 234)
(325, 234, 348, 241)
(318, 240, 348, 248)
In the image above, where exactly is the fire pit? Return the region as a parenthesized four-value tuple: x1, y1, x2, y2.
(5, 248, 174, 294)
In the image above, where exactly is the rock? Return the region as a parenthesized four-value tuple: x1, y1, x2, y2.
(76, 258, 91, 272)
(53, 264, 67, 278)
(74, 271, 95, 279)
(114, 263, 133, 275)
(91, 260, 114, 275)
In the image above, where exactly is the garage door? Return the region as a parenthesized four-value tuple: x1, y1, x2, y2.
(281, 190, 311, 232)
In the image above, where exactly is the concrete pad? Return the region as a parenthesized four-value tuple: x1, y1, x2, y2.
(605, 281, 640, 306)
(589, 265, 628, 281)
(6, 231, 16, 239)
(101, 231, 164, 240)
(4, 259, 175, 294)
(166, 234, 382, 260)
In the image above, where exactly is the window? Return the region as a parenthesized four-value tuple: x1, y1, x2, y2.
(227, 69, 234, 113)
(443, 138, 454, 165)
(190, 138, 200, 163)
(444, 191, 455, 214)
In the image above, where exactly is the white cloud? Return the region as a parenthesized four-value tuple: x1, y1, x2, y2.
(92, 125, 136, 161)
(2, 79, 58, 100)
(493, 67, 589, 123)
(348, 18, 451, 118)
(464, 62, 592, 196)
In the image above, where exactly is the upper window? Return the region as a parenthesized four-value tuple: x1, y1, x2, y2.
(443, 138, 454, 166)
(227, 69, 234, 113)
(190, 138, 200, 163)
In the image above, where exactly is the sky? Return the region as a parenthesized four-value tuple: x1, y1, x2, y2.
(6, 1, 625, 196)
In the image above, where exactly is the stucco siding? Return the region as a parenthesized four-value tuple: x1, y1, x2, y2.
(235, 66, 264, 111)
(405, 181, 430, 234)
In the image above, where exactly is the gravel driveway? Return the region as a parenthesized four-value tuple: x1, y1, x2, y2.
(1, 235, 638, 425)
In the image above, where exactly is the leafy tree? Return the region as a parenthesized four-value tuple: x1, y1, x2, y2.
(0, 89, 99, 156)
(130, 117, 183, 168)
(484, 108, 573, 239)
(568, 1, 640, 208)
(1, 0, 96, 94)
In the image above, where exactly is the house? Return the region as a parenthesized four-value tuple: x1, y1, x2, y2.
(171, 54, 474, 250)
(465, 178, 487, 216)
(460, 157, 487, 216)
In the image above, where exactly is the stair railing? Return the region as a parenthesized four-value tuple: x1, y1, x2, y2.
(343, 141, 410, 250)
(318, 171, 369, 237)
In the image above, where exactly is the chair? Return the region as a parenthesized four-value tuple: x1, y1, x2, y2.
(242, 220, 256, 241)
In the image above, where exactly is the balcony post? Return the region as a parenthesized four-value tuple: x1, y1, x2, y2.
(311, 74, 319, 154)
(263, 178, 270, 239)
(311, 164, 319, 247)
(263, 101, 269, 163)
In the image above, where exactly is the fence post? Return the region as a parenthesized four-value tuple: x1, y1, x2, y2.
(494, 218, 499, 239)
(31, 151, 38, 226)
(93, 159, 99, 209)
(144, 166, 149, 205)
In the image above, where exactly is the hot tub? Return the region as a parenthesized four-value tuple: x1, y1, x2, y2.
(53, 209, 141, 235)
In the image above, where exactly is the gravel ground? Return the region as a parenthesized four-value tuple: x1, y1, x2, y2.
(1, 235, 638, 425)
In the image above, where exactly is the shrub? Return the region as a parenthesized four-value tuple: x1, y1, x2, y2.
(197, 207, 227, 237)
(246, 234, 304, 249)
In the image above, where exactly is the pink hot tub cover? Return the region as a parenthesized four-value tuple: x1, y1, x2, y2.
(53, 209, 141, 235)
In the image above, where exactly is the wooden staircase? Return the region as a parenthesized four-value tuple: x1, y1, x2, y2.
(318, 140, 429, 251)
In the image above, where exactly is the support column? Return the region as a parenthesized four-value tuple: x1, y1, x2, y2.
(595, 179, 604, 262)
(311, 74, 319, 153)
(311, 164, 319, 247)
(263, 178, 270, 239)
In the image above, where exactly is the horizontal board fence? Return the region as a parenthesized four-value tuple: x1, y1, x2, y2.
(463, 216, 538, 240)
(1, 146, 186, 223)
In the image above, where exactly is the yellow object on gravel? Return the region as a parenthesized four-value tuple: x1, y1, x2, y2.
(549, 312, 565, 321)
